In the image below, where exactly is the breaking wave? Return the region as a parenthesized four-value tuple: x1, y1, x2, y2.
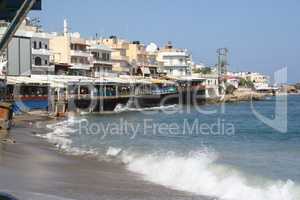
(39, 120, 300, 200)
(118, 149, 300, 200)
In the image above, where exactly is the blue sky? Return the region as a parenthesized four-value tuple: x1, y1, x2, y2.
(30, 0, 300, 83)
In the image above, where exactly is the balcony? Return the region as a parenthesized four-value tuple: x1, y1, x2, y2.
(94, 71, 117, 78)
(70, 50, 91, 58)
(70, 63, 92, 70)
(32, 65, 55, 74)
(92, 59, 114, 66)
(32, 48, 52, 56)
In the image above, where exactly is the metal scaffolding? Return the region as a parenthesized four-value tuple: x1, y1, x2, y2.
(217, 48, 229, 78)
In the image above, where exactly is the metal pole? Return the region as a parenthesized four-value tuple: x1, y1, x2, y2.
(0, 0, 37, 52)
(0, 0, 37, 101)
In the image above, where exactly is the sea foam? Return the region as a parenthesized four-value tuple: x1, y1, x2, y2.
(120, 150, 300, 200)
(114, 104, 179, 113)
(40, 120, 300, 200)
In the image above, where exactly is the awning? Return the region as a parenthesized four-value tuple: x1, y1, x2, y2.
(151, 79, 174, 85)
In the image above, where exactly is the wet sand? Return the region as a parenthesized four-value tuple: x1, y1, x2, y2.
(0, 115, 209, 200)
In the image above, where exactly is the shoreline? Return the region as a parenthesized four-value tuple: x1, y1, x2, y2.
(0, 114, 209, 200)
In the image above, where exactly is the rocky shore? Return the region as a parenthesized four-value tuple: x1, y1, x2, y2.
(224, 89, 267, 103)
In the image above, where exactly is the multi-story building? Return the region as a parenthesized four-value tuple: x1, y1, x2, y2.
(50, 20, 92, 76)
(145, 49, 160, 76)
(229, 71, 270, 90)
(28, 31, 54, 75)
(99, 36, 131, 74)
(246, 72, 269, 84)
(0, 19, 54, 75)
(126, 41, 160, 77)
(87, 40, 114, 78)
(157, 42, 192, 77)
(230, 72, 269, 84)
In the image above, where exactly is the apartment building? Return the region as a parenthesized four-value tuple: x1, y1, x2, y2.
(0, 19, 54, 75)
(127, 41, 160, 77)
(87, 40, 114, 78)
(99, 36, 131, 74)
(157, 42, 192, 77)
(50, 20, 92, 76)
(230, 71, 270, 90)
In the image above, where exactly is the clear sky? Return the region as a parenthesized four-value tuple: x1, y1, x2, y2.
(30, 0, 300, 83)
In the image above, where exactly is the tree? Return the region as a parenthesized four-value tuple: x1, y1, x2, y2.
(193, 67, 212, 74)
(239, 78, 254, 88)
(226, 84, 236, 95)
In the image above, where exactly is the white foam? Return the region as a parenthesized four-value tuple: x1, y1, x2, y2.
(114, 104, 179, 113)
(37, 119, 97, 156)
(38, 123, 74, 151)
(38, 120, 300, 200)
(106, 147, 122, 157)
(121, 150, 300, 200)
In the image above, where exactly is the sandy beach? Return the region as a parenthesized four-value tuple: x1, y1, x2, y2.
(0, 114, 209, 200)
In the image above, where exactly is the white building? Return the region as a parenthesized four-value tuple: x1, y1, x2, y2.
(227, 76, 240, 89)
(157, 42, 192, 77)
(0, 19, 55, 75)
(190, 74, 220, 98)
(27, 31, 54, 75)
(87, 42, 115, 78)
(229, 71, 270, 90)
(192, 63, 207, 71)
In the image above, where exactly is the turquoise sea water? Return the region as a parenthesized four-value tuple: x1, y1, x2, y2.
(44, 95, 300, 200)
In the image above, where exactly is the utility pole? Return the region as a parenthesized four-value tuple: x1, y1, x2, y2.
(217, 48, 229, 78)
(217, 48, 229, 96)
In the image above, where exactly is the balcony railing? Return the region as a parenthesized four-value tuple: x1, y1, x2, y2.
(70, 50, 91, 57)
(32, 48, 52, 56)
(92, 59, 113, 65)
(70, 63, 92, 70)
(32, 64, 55, 72)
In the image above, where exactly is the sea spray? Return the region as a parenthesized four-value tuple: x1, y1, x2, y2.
(121, 150, 299, 200)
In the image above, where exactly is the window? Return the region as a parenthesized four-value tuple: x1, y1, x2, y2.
(102, 53, 109, 61)
(71, 57, 77, 63)
(45, 44, 48, 49)
(33, 41, 37, 49)
(39, 41, 42, 49)
(35, 57, 42, 66)
(45, 60, 48, 65)
(92, 52, 99, 60)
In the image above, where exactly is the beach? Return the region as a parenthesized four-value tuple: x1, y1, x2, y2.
(0, 96, 300, 200)
(0, 114, 209, 200)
